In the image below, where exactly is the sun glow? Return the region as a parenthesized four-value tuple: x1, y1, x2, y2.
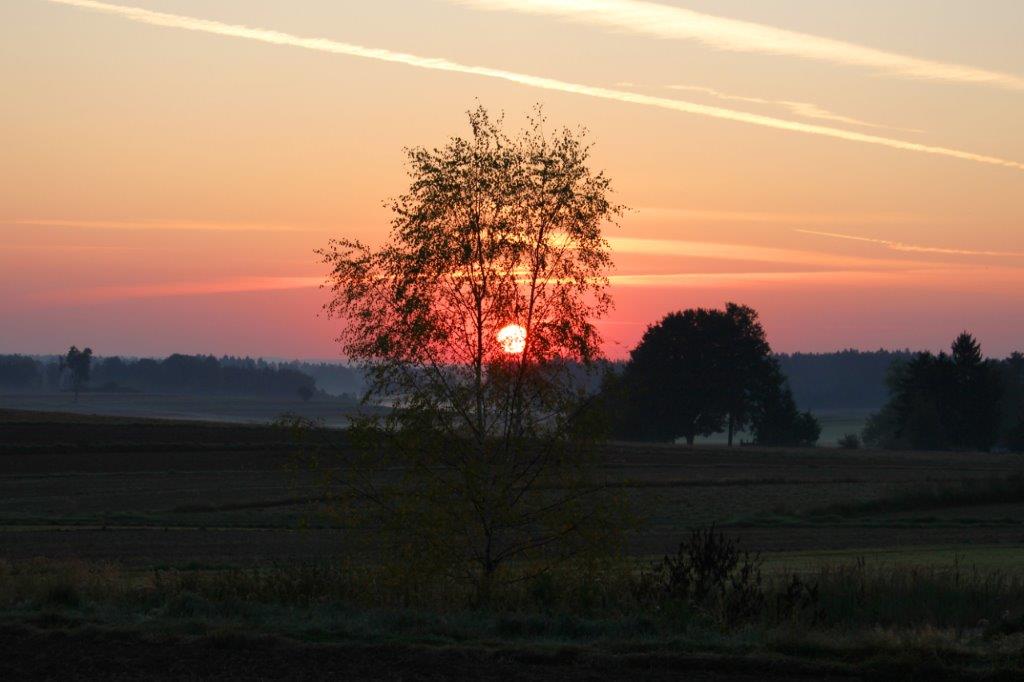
(497, 324, 527, 354)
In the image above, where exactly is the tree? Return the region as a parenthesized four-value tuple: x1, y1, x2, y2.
(950, 333, 1002, 451)
(606, 308, 727, 444)
(718, 304, 775, 446)
(63, 346, 93, 401)
(887, 351, 953, 450)
(316, 105, 626, 600)
(865, 333, 1003, 451)
(999, 352, 1024, 452)
(748, 365, 821, 447)
(606, 303, 780, 446)
(297, 385, 315, 402)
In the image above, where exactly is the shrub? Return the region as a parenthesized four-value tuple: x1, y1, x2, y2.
(837, 433, 861, 449)
(773, 574, 824, 625)
(637, 527, 765, 627)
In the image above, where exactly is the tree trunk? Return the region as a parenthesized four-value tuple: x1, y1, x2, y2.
(476, 563, 495, 607)
(685, 434, 695, 446)
(727, 413, 735, 447)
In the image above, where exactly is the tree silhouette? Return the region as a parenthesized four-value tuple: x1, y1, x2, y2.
(606, 308, 727, 445)
(718, 304, 774, 446)
(1000, 352, 1024, 452)
(867, 332, 1002, 451)
(63, 346, 93, 402)
(316, 105, 626, 600)
(748, 362, 821, 447)
(608, 303, 798, 446)
(950, 332, 1002, 451)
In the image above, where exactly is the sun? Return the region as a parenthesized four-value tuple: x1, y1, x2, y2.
(496, 324, 527, 355)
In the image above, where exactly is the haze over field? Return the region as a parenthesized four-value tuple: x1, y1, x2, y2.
(2, 0, 1023, 358)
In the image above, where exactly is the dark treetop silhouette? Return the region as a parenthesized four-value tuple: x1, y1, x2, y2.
(603, 303, 819, 447)
(63, 346, 92, 401)
(865, 332, 1008, 451)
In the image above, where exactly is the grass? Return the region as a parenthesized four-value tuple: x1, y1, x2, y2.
(4, 557, 1024, 678)
(5, 554, 1024, 632)
(810, 474, 1024, 518)
(693, 409, 872, 447)
(765, 546, 1024, 575)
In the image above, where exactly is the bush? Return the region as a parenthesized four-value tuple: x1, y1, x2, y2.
(837, 433, 861, 450)
(773, 574, 824, 625)
(636, 527, 765, 627)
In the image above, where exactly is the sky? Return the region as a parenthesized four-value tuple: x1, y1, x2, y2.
(2, 0, 1023, 359)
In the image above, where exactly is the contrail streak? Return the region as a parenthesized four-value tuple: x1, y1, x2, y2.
(665, 84, 921, 133)
(635, 207, 922, 224)
(44, 0, 1024, 172)
(609, 266, 1024, 288)
(608, 236, 949, 270)
(795, 229, 1024, 258)
(455, 0, 1024, 91)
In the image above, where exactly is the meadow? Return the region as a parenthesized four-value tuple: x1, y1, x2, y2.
(3, 408, 1024, 679)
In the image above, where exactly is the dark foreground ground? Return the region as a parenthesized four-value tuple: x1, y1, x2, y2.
(0, 625, 869, 681)
(3, 409, 1024, 679)
(3, 408, 1024, 564)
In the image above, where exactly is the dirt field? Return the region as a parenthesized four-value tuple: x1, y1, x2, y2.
(3, 408, 1024, 567)
(0, 393, 869, 445)
(0, 392, 357, 428)
(4, 408, 1024, 679)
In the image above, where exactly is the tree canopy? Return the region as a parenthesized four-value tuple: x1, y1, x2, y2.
(864, 332, 1004, 451)
(605, 303, 818, 446)
(63, 346, 92, 401)
(317, 105, 627, 598)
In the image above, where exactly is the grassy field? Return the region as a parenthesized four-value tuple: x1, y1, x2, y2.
(696, 409, 871, 447)
(0, 392, 872, 445)
(3, 407, 1024, 678)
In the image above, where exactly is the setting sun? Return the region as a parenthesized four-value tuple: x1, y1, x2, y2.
(497, 324, 527, 354)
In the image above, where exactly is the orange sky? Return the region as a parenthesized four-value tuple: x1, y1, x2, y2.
(2, 0, 1023, 359)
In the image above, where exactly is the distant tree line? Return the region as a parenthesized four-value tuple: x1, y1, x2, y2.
(864, 333, 1024, 452)
(0, 355, 41, 390)
(0, 352, 320, 398)
(277, 361, 364, 397)
(601, 303, 821, 447)
(777, 349, 914, 410)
